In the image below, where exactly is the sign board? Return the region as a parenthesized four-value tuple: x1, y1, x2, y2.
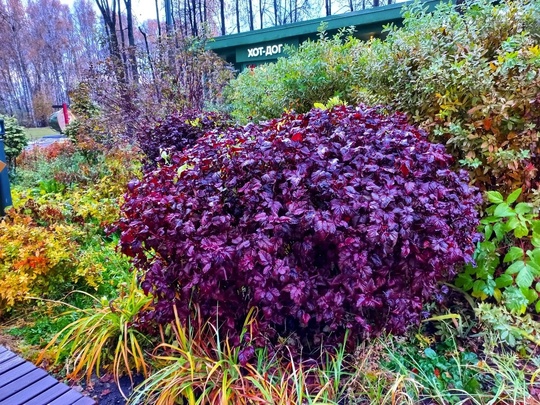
(0, 160, 5, 173)
(55, 109, 75, 132)
(236, 38, 298, 63)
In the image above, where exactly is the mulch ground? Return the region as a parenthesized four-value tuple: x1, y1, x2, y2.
(80, 373, 145, 405)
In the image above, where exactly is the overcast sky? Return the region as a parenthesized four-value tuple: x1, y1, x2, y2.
(59, 0, 160, 23)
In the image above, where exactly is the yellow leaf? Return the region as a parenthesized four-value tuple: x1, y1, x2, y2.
(528, 45, 540, 56)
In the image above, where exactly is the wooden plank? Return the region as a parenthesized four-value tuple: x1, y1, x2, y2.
(47, 388, 88, 405)
(0, 362, 35, 387)
(0, 350, 16, 364)
(0, 368, 48, 401)
(0, 347, 95, 405)
(71, 395, 97, 405)
(0, 357, 27, 377)
(23, 383, 71, 405)
(0, 375, 59, 405)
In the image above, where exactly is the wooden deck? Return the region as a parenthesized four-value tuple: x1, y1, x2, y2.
(0, 346, 95, 405)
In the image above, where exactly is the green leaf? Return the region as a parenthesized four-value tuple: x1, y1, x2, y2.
(536, 300, 540, 313)
(514, 223, 529, 238)
(480, 216, 498, 225)
(494, 203, 516, 218)
(494, 287, 502, 302)
(484, 224, 493, 240)
(495, 274, 513, 288)
(454, 273, 474, 291)
(532, 220, 540, 235)
(424, 348, 437, 359)
(313, 102, 327, 110)
(486, 191, 504, 204)
(523, 287, 538, 304)
(476, 257, 498, 278)
(503, 287, 528, 315)
(528, 249, 540, 271)
(506, 260, 525, 275)
(479, 240, 496, 252)
(514, 203, 531, 215)
(493, 222, 505, 241)
(506, 188, 522, 204)
(504, 216, 519, 232)
(532, 234, 540, 248)
(472, 279, 486, 294)
(503, 247, 523, 263)
(472, 280, 488, 299)
(485, 276, 496, 295)
(516, 265, 534, 288)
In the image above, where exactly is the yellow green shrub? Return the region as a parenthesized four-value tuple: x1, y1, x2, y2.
(2, 144, 141, 314)
(0, 213, 82, 312)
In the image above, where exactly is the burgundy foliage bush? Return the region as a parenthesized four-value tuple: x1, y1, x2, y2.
(118, 105, 481, 354)
(136, 109, 230, 164)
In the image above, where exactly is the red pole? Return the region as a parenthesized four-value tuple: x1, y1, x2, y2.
(62, 103, 69, 125)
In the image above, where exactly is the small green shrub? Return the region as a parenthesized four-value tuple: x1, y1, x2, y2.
(0, 115, 28, 167)
(225, 28, 359, 123)
(384, 339, 483, 404)
(455, 189, 540, 314)
(475, 303, 540, 349)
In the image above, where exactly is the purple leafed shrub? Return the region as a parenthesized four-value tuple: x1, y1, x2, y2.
(118, 105, 481, 353)
(136, 109, 230, 164)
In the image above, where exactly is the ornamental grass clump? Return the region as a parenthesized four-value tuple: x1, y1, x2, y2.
(118, 105, 481, 354)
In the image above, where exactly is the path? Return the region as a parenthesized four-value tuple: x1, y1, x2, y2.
(0, 346, 95, 405)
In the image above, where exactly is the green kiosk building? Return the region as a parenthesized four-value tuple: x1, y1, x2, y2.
(207, 0, 440, 71)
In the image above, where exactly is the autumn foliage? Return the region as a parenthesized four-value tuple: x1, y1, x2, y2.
(118, 105, 481, 353)
(136, 109, 230, 164)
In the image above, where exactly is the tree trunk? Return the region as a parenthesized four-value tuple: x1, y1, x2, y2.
(117, 0, 129, 81)
(220, 0, 225, 34)
(139, 26, 161, 103)
(155, 0, 161, 36)
(259, 0, 263, 28)
(236, 0, 240, 32)
(95, 0, 126, 83)
(191, 0, 198, 35)
(164, 0, 172, 34)
(248, 0, 254, 30)
(124, 0, 139, 82)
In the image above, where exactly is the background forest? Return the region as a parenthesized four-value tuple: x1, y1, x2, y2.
(0, 0, 392, 127)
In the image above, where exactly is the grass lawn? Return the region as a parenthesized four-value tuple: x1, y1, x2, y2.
(24, 126, 60, 140)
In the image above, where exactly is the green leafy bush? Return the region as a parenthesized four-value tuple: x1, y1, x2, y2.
(352, 0, 540, 198)
(226, 0, 540, 198)
(225, 29, 358, 123)
(0, 115, 28, 167)
(455, 189, 540, 314)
